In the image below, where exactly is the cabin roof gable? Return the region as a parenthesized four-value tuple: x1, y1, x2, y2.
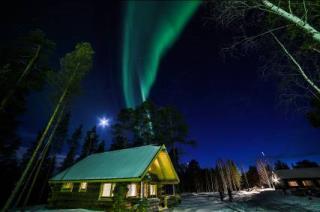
(50, 145, 179, 183)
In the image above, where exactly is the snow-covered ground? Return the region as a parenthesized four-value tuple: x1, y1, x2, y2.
(22, 205, 101, 212)
(23, 189, 320, 211)
(173, 189, 320, 212)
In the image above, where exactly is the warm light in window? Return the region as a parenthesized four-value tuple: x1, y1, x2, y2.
(79, 182, 87, 191)
(61, 182, 73, 192)
(150, 184, 157, 196)
(302, 180, 313, 186)
(101, 183, 114, 197)
(127, 183, 137, 197)
(288, 181, 298, 187)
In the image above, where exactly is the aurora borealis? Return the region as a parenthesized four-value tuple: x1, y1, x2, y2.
(122, 1, 200, 108)
(5, 0, 319, 169)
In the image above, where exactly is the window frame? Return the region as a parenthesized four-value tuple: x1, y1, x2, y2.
(99, 183, 115, 199)
(79, 182, 88, 192)
(61, 182, 73, 192)
(288, 180, 299, 187)
(302, 180, 314, 187)
(127, 183, 137, 197)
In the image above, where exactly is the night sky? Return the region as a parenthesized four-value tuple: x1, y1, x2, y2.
(2, 0, 320, 168)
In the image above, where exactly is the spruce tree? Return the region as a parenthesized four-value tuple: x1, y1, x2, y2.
(96, 141, 105, 153)
(110, 100, 196, 167)
(112, 183, 128, 211)
(51, 112, 71, 153)
(60, 125, 82, 170)
(274, 160, 290, 170)
(79, 126, 99, 159)
(246, 166, 260, 187)
(293, 160, 319, 168)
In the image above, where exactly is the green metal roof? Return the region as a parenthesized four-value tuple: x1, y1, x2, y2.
(50, 145, 162, 182)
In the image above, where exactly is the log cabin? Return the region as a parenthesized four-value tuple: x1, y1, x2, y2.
(273, 167, 320, 195)
(48, 145, 180, 211)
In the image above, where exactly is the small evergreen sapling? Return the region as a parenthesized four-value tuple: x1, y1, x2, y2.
(112, 183, 129, 212)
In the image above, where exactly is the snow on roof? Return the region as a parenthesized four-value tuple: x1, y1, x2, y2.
(275, 167, 320, 179)
(50, 145, 162, 182)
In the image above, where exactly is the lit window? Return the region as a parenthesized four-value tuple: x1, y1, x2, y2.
(302, 180, 313, 187)
(79, 182, 87, 192)
(101, 183, 115, 197)
(288, 181, 298, 187)
(150, 184, 157, 196)
(61, 182, 73, 192)
(127, 184, 137, 197)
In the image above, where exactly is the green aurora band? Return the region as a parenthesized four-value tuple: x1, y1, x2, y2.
(122, 1, 200, 108)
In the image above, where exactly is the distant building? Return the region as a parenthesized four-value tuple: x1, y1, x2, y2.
(273, 167, 320, 190)
(48, 145, 180, 211)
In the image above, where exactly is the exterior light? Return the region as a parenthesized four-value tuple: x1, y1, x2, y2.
(272, 174, 280, 184)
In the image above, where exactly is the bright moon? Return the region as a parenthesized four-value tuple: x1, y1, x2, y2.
(98, 117, 110, 128)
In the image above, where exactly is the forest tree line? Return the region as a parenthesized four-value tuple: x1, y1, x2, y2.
(177, 157, 319, 201)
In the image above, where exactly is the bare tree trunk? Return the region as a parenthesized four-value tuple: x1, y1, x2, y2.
(2, 67, 77, 211)
(216, 172, 225, 201)
(271, 33, 320, 96)
(225, 162, 233, 192)
(214, 173, 219, 192)
(216, 160, 228, 201)
(14, 154, 42, 208)
(205, 170, 210, 192)
(224, 162, 234, 201)
(227, 161, 237, 191)
(257, 159, 272, 188)
(22, 106, 65, 208)
(209, 169, 215, 192)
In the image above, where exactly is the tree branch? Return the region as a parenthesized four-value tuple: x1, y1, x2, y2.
(271, 32, 320, 95)
(262, 0, 320, 43)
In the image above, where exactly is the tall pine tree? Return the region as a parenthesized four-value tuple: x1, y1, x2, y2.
(3, 42, 94, 211)
(0, 30, 54, 207)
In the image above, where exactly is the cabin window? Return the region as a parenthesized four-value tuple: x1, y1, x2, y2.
(127, 183, 137, 197)
(101, 183, 115, 197)
(79, 182, 87, 192)
(288, 180, 299, 187)
(150, 184, 157, 196)
(61, 182, 73, 192)
(302, 180, 313, 187)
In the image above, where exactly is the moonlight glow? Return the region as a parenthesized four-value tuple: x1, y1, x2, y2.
(98, 117, 110, 128)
